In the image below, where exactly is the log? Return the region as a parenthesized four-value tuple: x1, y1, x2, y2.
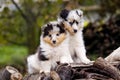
(23, 72, 48, 80)
(23, 71, 61, 80)
(1, 60, 120, 80)
(71, 65, 114, 80)
(105, 47, 120, 62)
(1, 59, 120, 80)
(0, 66, 22, 80)
(54, 63, 73, 80)
(93, 57, 120, 80)
(50, 71, 61, 80)
(70, 62, 93, 68)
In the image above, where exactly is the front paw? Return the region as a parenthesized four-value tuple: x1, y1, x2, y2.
(81, 59, 91, 64)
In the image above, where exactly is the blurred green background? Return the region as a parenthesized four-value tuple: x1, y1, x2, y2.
(0, 0, 120, 72)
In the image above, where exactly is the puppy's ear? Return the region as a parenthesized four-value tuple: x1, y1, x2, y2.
(76, 9, 83, 17)
(41, 25, 46, 33)
(60, 9, 69, 21)
(57, 23, 66, 33)
(47, 23, 52, 27)
(44, 23, 53, 32)
(42, 24, 53, 37)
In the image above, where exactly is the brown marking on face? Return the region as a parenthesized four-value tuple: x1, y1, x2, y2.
(43, 31, 54, 46)
(43, 33, 66, 47)
(68, 18, 74, 22)
(63, 22, 75, 35)
(56, 33, 66, 46)
(43, 36, 53, 46)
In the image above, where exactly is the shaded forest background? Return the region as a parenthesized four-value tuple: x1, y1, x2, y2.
(0, 0, 120, 72)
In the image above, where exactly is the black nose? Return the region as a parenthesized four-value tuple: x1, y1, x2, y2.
(53, 40, 56, 44)
(74, 30, 77, 33)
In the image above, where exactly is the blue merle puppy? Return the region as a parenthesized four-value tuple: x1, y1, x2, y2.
(27, 21, 73, 74)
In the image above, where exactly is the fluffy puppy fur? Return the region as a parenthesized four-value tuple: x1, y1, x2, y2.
(105, 47, 120, 62)
(58, 9, 90, 64)
(27, 21, 73, 74)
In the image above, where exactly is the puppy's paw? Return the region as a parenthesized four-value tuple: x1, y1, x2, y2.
(60, 56, 73, 63)
(39, 70, 44, 74)
(81, 59, 91, 64)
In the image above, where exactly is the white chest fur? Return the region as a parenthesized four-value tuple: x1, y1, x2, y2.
(69, 31, 85, 56)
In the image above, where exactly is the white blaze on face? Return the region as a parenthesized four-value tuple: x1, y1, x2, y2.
(67, 9, 84, 32)
(51, 34, 57, 43)
(72, 23, 78, 30)
(51, 26, 60, 43)
(53, 25, 60, 32)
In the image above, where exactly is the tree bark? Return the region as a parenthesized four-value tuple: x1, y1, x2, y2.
(93, 57, 120, 80)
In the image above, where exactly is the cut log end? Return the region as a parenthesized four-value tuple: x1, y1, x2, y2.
(50, 71, 61, 80)
(0, 66, 22, 80)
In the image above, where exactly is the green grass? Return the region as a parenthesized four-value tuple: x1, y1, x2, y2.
(0, 45, 28, 67)
(88, 53, 99, 61)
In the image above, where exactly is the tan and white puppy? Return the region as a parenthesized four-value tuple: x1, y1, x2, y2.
(58, 9, 91, 64)
(27, 21, 73, 74)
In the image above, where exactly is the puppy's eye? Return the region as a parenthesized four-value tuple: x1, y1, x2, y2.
(69, 22, 73, 25)
(76, 21, 78, 24)
(56, 33, 59, 36)
(49, 35, 51, 37)
(79, 14, 82, 17)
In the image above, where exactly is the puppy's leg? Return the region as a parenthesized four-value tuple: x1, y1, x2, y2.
(40, 61, 52, 73)
(60, 49, 73, 63)
(27, 63, 38, 74)
(60, 56, 73, 63)
(27, 57, 39, 73)
(75, 46, 90, 64)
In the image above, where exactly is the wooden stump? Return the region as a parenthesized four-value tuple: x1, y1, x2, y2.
(0, 66, 22, 80)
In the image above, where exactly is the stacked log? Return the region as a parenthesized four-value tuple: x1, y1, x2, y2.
(1, 57, 120, 80)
